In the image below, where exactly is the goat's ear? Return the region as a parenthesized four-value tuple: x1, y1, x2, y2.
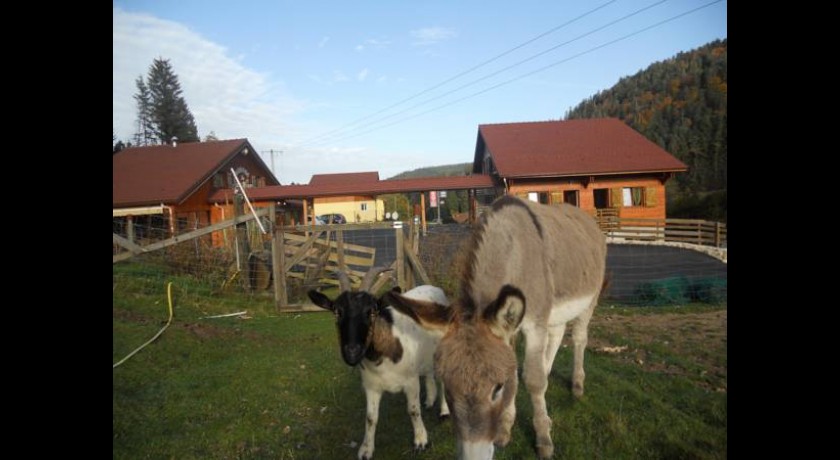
(307, 290, 334, 312)
(482, 285, 525, 341)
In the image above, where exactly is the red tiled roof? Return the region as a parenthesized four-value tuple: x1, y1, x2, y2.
(113, 139, 249, 207)
(309, 171, 380, 186)
(209, 175, 496, 203)
(476, 118, 687, 178)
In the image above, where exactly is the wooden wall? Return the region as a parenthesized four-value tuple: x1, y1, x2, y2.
(507, 175, 669, 219)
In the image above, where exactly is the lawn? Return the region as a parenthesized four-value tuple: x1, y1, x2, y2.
(113, 263, 726, 459)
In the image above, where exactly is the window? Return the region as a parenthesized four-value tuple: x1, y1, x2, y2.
(360, 203, 368, 211)
(563, 190, 579, 207)
(213, 173, 225, 188)
(622, 187, 644, 207)
(538, 192, 550, 204)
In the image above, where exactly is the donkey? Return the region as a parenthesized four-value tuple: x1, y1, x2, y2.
(307, 268, 451, 460)
(387, 195, 606, 459)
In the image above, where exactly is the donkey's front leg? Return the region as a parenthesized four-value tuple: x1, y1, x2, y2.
(523, 325, 554, 459)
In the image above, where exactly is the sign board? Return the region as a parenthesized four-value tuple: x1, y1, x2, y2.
(429, 191, 438, 207)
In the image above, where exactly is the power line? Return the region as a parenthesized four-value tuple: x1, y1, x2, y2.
(301, 0, 724, 147)
(294, 0, 620, 148)
(302, 0, 670, 148)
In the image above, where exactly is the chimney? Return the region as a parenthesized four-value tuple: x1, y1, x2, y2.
(170, 136, 178, 147)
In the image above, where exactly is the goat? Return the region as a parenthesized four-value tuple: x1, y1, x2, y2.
(307, 268, 451, 460)
(385, 196, 607, 459)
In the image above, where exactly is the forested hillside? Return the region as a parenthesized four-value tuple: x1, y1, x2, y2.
(566, 38, 726, 220)
(387, 163, 472, 180)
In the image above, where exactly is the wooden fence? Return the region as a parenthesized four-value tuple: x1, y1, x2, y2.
(113, 202, 431, 312)
(594, 215, 727, 248)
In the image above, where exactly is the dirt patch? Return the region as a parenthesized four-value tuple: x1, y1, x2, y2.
(586, 309, 727, 392)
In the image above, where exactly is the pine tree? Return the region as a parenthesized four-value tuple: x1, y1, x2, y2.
(133, 76, 155, 146)
(144, 58, 199, 143)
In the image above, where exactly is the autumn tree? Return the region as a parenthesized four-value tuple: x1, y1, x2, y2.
(565, 38, 727, 220)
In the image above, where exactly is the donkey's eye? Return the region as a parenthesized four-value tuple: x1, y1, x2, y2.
(492, 383, 504, 402)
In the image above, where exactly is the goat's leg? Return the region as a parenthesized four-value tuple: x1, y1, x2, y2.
(358, 386, 382, 460)
(423, 373, 437, 409)
(404, 378, 429, 451)
(439, 378, 450, 419)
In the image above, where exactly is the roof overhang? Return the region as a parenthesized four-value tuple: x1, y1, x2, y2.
(112, 205, 168, 217)
(502, 168, 688, 180)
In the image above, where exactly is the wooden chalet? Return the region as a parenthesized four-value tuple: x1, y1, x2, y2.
(474, 118, 687, 219)
(113, 138, 279, 239)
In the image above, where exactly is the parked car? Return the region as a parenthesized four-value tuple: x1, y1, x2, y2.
(307, 215, 326, 225)
(318, 213, 347, 224)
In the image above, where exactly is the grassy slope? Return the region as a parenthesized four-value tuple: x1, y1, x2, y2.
(113, 265, 726, 459)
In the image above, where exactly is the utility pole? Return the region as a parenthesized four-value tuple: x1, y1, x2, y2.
(264, 149, 284, 182)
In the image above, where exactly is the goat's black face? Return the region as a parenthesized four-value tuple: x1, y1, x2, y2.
(307, 290, 379, 366)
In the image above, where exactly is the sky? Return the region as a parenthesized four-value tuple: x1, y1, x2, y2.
(113, 0, 727, 185)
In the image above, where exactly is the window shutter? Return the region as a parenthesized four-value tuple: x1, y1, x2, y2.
(645, 187, 657, 207)
(610, 188, 623, 208)
(515, 192, 528, 200)
(550, 191, 563, 205)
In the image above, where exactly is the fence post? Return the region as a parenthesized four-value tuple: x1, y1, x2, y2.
(337, 228, 346, 273)
(715, 222, 721, 248)
(270, 203, 287, 311)
(127, 215, 135, 244)
(403, 221, 416, 290)
(234, 192, 250, 290)
(420, 192, 427, 236)
(395, 225, 406, 290)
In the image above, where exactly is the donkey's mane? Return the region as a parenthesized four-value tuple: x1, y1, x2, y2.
(459, 196, 544, 320)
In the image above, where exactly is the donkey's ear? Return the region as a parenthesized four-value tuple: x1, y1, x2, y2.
(482, 285, 525, 341)
(307, 290, 334, 312)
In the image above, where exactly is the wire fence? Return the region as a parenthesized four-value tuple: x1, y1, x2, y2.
(114, 219, 727, 314)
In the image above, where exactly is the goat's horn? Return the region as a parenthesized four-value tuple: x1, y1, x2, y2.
(360, 266, 392, 292)
(337, 270, 352, 292)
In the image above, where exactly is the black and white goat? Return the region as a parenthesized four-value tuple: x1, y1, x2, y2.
(307, 268, 451, 460)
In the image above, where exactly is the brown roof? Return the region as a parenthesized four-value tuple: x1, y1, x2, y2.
(113, 139, 256, 207)
(209, 175, 496, 203)
(309, 171, 380, 186)
(475, 118, 687, 178)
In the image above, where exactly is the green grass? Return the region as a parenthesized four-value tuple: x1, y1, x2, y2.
(114, 261, 726, 459)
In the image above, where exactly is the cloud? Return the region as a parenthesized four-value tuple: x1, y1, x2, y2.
(332, 71, 349, 82)
(365, 38, 391, 47)
(318, 36, 330, 48)
(357, 68, 369, 82)
(113, 8, 308, 147)
(354, 38, 390, 52)
(410, 27, 457, 46)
